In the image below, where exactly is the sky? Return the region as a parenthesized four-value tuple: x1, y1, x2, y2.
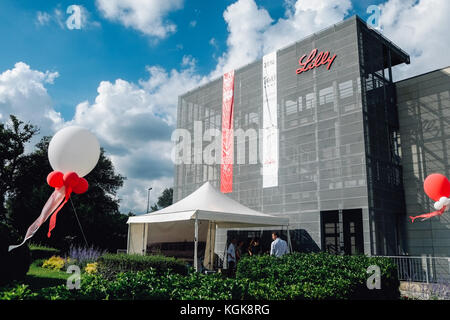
(0, 0, 449, 214)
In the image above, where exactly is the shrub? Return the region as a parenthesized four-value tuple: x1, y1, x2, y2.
(42, 256, 65, 271)
(0, 222, 31, 286)
(67, 245, 106, 268)
(85, 262, 98, 274)
(97, 254, 188, 279)
(0, 284, 37, 300)
(29, 244, 60, 261)
(33, 269, 245, 300)
(236, 252, 400, 300)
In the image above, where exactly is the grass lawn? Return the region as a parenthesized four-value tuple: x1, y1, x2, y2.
(24, 260, 70, 290)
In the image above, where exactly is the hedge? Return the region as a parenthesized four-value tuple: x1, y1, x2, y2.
(236, 252, 400, 299)
(97, 253, 188, 279)
(0, 222, 31, 286)
(0, 252, 401, 300)
(29, 244, 60, 261)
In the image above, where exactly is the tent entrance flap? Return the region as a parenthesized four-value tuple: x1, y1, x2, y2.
(128, 223, 147, 255)
(203, 221, 216, 270)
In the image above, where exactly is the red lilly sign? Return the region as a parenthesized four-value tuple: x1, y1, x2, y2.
(296, 48, 337, 75)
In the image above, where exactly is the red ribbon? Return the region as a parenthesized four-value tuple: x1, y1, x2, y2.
(409, 206, 446, 223)
(46, 171, 88, 237)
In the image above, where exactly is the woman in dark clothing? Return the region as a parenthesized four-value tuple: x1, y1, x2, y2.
(248, 238, 261, 256)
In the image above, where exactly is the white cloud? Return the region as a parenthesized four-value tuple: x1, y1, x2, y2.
(96, 0, 183, 38)
(211, 0, 351, 77)
(0, 62, 62, 137)
(379, 0, 450, 80)
(67, 59, 207, 212)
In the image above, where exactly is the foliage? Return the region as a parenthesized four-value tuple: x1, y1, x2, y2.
(29, 244, 60, 261)
(0, 253, 401, 300)
(85, 263, 98, 274)
(150, 188, 173, 212)
(42, 256, 66, 271)
(25, 269, 244, 300)
(236, 252, 400, 300)
(97, 253, 188, 279)
(67, 245, 106, 268)
(0, 221, 31, 286)
(0, 284, 37, 300)
(0, 115, 38, 220)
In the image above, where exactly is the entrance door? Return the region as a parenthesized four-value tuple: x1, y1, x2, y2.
(343, 209, 364, 255)
(321, 209, 364, 255)
(320, 210, 340, 254)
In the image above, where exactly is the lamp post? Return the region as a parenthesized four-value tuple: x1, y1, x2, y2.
(147, 187, 152, 213)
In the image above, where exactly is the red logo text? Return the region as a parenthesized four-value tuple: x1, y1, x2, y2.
(296, 48, 337, 75)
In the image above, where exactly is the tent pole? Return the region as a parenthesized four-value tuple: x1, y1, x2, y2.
(287, 225, 293, 253)
(126, 224, 130, 254)
(194, 215, 199, 272)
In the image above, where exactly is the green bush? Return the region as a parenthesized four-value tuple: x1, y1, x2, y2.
(0, 284, 37, 300)
(0, 222, 31, 286)
(97, 254, 188, 279)
(236, 252, 400, 300)
(32, 269, 244, 300)
(29, 244, 60, 261)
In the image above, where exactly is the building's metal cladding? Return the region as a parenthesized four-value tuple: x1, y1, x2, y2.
(174, 15, 449, 257)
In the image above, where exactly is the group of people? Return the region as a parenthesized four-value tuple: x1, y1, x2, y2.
(226, 232, 289, 275)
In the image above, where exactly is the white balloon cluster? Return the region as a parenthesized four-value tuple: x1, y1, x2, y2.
(434, 196, 450, 210)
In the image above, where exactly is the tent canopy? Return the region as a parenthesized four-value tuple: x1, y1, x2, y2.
(126, 181, 291, 270)
(127, 181, 289, 227)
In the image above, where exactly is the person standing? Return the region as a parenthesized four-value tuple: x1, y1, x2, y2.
(270, 232, 288, 257)
(248, 238, 261, 256)
(227, 238, 237, 275)
(236, 240, 245, 262)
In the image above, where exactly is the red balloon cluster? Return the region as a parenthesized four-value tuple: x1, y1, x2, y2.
(47, 171, 89, 194)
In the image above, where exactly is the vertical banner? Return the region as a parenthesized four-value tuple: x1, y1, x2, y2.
(220, 70, 235, 193)
(262, 51, 278, 188)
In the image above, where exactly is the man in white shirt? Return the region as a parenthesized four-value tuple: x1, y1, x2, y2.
(227, 238, 237, 275)
(270, 232, 288, 257)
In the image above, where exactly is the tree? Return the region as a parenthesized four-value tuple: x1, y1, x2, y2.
(0, 115, 38, 221)
(7, 136, 128, 251)
(150, 188, 173, 212)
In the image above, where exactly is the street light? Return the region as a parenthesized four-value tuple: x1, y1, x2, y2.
(147, 187, 153, 213)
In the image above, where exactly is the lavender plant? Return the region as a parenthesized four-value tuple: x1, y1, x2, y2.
(66, 245, 107, 268)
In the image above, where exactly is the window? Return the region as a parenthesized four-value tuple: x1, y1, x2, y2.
(305, 93, 315, 109)
(319, 86, 334, 105)
(339, 80, 353, 99)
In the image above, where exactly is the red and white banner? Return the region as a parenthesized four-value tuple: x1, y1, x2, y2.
(220, 70, 235, 193)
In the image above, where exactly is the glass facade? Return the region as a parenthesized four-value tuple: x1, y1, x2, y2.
(396, 67, 450, 257)
(174, 16, 410, 256)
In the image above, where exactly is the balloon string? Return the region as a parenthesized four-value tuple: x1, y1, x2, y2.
(70, 197, 89, 247)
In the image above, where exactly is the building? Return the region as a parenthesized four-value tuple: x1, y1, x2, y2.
(173, 15, 450, 257)
(396, 67, 450, 257)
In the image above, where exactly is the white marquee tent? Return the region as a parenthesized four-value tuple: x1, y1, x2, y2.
(127, 181, 291, 271)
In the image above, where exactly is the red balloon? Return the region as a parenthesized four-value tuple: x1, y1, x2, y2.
(423, 173, 450, 202)
(63, 171, 80, 189)
(47, 171, 64, 188)
(73, 178, 88, 194)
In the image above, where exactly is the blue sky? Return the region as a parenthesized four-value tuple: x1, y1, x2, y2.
(0, 0, 448, 213)
(0, 0, 382, 121)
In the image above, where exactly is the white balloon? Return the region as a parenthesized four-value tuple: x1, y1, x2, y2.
(48, 126, 100, 177)
(434, 202, 442, 210)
